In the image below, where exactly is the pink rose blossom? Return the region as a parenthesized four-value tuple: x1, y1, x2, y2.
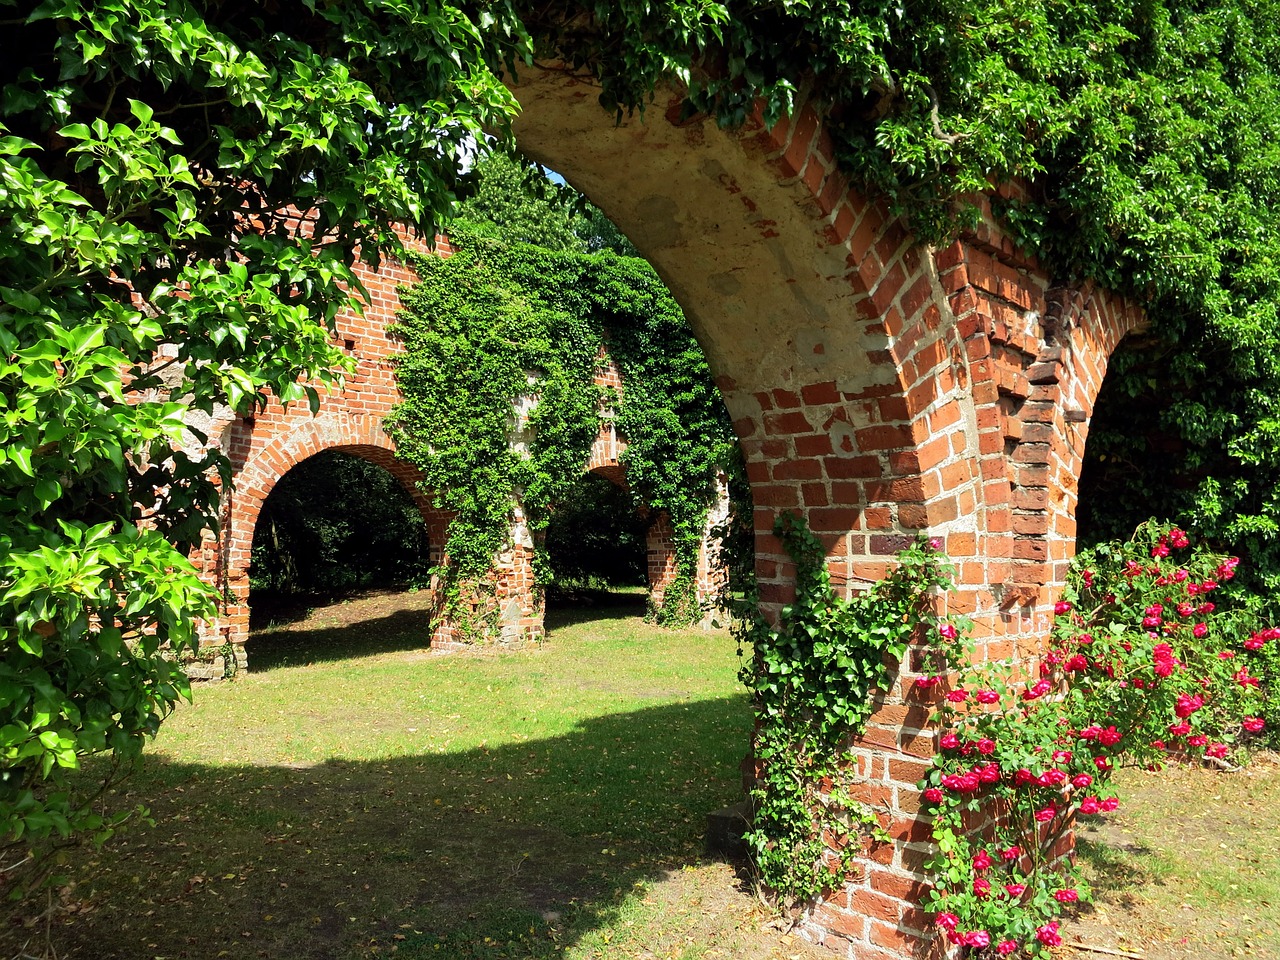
(1243, 717, 1265, 733)
(1175, 693, 1204, 718)
(914, 675, 941, 689)
(1004, 883, 1026, 898)
(977, 738, 997, 755)
(1071, 773, 1094, 789)
(1001, 845, 1021, 861)
(972, 849, 993, 870)
(1235, 667, 1261, 688)
(923, 788, 944, 804)
(1079, 796, 1101, 814)
(1036, 769, 1067, 788)
(1037, 921, 1063, 947)
(1023, 679, 1052, 701)
(962, 930, 991, 949)
(938, 623, 958, 640)
(946, 689, 969, 703)
(935, 912, 959, 932)
(973, 877, 992, 898)
(1054, 888, 1080, 903)
(940, 732, 961, 750)
(997, 940, 1019, 956)
(1054, 600, 1073, 615)
(1192, 622, 1208, 638)
(1034, 805, 1057, 822)
(1100, 796, 1120, 812)
(1168, 721, 1191, 737)
(1187, 734, 1208, 747)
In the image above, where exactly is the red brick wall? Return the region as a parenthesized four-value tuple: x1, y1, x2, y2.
(712, 100, 1145, 958)
(199, 258, 729, 653)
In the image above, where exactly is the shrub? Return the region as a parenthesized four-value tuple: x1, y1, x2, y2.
(921, 521, 1272, 955)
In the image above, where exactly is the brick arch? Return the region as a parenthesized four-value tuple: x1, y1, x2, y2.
(179, 67, 1149, 957)
(210, 411, 451, 655)
(507, 72, 1146, 955)
(509, 72, 984, 614)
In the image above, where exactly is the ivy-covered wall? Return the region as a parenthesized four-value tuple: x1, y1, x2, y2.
(386, 230, 744, 638)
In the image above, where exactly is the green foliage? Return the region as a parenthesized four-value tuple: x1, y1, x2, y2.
(921, 522, 1271, 953)
(737, 515, 958, 908)
(8, 0, 1280, 922)
(522, 1, 1280, 611)
(456, 151, 638, 255)
(387, 229, 738, 631)
(248, 451, 429, 598)
(0, 0, 525, 901)
(543, 473, 648, 591)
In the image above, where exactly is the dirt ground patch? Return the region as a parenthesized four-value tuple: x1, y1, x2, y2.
(1065, 755, 1280, 960)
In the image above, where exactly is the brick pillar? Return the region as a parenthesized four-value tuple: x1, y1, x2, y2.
(429, 498, 545, 649)
(644, 471, 731, 627)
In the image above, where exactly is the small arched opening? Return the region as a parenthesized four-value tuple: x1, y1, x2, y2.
(246, 449, 431, 624)
(543, 468, 650, 624)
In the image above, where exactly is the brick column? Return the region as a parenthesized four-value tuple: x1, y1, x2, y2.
(428, 499, 545, 649)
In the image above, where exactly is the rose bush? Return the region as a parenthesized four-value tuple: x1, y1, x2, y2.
(921, 522, 1272, 955)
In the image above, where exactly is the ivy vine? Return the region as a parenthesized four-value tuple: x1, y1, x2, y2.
(386, 229, 741, 633)
(736, 514, 960, 909)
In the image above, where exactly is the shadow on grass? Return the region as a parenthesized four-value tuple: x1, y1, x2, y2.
(246, 590, 661, 673)
(544, 588, 648, 631)
(1074, 834, 1159, 894)
(51, 697, 752, 960)
(245, 606, 436, 672)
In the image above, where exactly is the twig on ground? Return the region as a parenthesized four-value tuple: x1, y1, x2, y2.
(1067, 941, 1145, 959)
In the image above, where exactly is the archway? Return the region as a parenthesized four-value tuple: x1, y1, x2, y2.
(503, 70, 1147, 953)
(209, 411, 453, 669)
(189, 69, 1148, 956)
(245, 449, 431, 624)
(542, 469, 649, 616)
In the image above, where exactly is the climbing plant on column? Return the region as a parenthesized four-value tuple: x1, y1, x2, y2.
(736, 514, 962, 909)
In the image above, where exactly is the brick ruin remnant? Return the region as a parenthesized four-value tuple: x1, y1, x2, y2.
(187, 68, 1142, 958)
(192, 240, 728, 665)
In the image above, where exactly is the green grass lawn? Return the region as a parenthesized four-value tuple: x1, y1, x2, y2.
(45, 593, 824, 960)
(33, 589, 1280, 960)
(1069, 756, 1280, 960)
